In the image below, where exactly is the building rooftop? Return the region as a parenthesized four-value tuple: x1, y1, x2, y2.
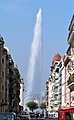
(52, 53, 61, 65)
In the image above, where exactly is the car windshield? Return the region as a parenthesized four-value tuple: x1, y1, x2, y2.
(66, 112, 74, 120)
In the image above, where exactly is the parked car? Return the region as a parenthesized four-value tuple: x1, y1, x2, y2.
(35, 112, 41, 119)
(17, 111, 30, 120)
(29, 112, 36, 119)
(0, 112, 16, 120)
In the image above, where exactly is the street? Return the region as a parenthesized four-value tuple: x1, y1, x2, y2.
(19, 118, 57, 120)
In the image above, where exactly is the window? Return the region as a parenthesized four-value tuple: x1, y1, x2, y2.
(2, 85, 4, 91)
(72, 96, 74, 101)
(2, 58, 4, 64)
(2, 71, 4, 77)
(54, 104, 58, 108)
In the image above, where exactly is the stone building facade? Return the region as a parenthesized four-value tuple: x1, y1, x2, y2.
(0, 35, 24, 113)
(46, 15, 74, 111)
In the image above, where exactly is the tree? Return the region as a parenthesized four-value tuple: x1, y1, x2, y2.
(27, 101, 38, 112)
(40, 102, 46, 109)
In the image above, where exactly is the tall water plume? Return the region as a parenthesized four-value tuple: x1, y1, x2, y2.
(27, 8, 42, 100)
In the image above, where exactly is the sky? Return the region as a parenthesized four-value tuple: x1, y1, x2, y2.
(0, 0, 74, 100)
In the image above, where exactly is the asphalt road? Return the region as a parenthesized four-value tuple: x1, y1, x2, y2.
(21, 118, 57, 120)
(20, 117, 58, 120)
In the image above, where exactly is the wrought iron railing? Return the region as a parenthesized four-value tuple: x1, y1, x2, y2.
(67, 79, 74, 85)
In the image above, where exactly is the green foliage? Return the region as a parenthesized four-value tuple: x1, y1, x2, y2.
(27, 101, 38, 111)
(40, 102, 46, 109)
(69, 73, 74, 80)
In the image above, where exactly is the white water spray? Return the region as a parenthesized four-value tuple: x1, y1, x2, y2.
(27, 8, 42, 100)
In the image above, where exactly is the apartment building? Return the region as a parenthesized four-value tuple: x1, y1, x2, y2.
(46, 54, 61, 111)
(51, 54, 61, 110)
(46, 15, 74, 111)
(58, 54, 70, 107)
(0, 35, 23, 113)
(0, 36, 7, 112)
(67, 15, 74, 106)
(46, 76, 54, 111)
(46, 54, 70, 111)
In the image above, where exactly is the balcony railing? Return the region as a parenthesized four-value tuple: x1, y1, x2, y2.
(67, 77, 74, 91)
(68, 79, 74, 85)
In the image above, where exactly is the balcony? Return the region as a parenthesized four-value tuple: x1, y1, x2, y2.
(67, 74, 74, 91)
(55, 91, 58, 95)
(67, 28, 74, 44)
(46, 91, 49, 96)
(46, 86, 49, 91)
(55, 81, 59, 86)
